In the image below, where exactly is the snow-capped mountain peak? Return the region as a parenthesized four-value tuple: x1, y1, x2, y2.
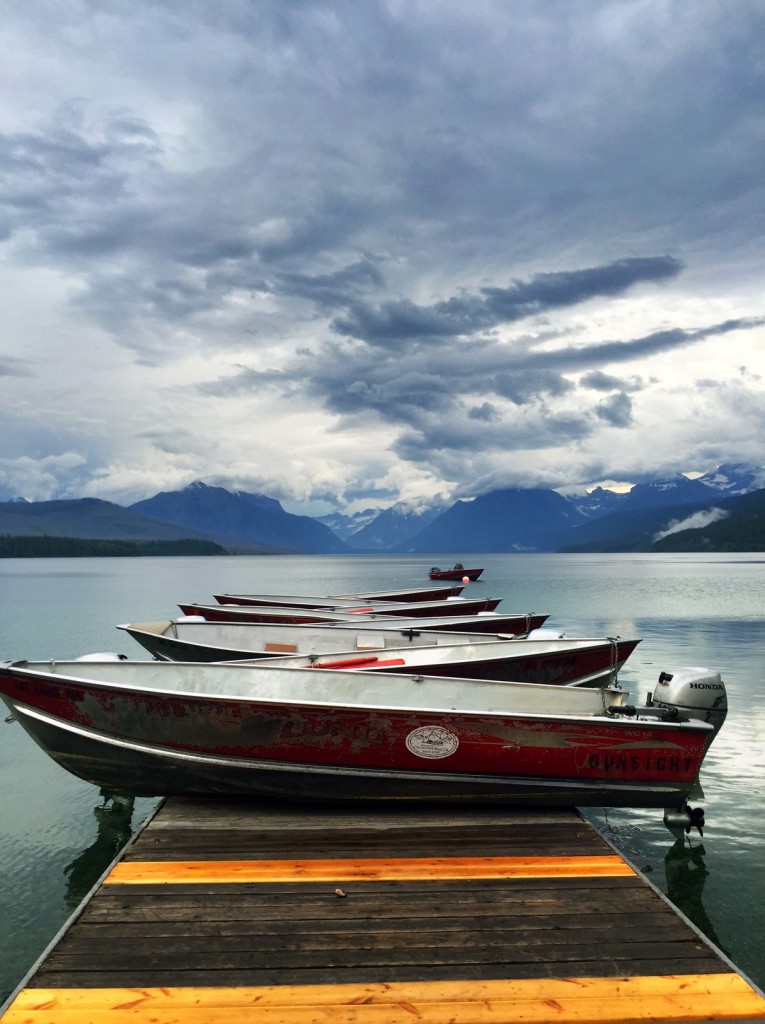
(696, 462, 765, 495)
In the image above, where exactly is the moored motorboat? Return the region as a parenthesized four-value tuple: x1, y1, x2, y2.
(119, 620, 639, 687)
(211, 585, 467, 608)
(0, 659, 727, 812)
(120, 620, 528, 662)
(430, 564, 484, 581)
(204, 595, 503, 616)
(348, 612, 549, 634)
(228, 635, 640, 687)
(178, 605, 349, 625)
(211, 593, 396, 610)
(174, 604, 546, 633)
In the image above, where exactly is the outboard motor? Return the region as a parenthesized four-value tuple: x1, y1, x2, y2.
(648, 666, 728, 751)
(648, 667, 728, 841)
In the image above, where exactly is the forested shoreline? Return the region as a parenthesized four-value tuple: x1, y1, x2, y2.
(0, 536, 227, 557)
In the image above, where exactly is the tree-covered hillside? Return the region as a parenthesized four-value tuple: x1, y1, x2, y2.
(0, 536, 227, 558)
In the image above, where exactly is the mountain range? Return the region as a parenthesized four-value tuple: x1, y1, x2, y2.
(1, 463, 764, 554)
(130, 482, 346, 553)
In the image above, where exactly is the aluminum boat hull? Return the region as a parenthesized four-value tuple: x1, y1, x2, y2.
(177, 605, 545, 632)
(199, 596, 503, 616)
(237, 637, 640, 687)
(211, 586, 466, 608)
(120, 621, 636, 686)
(0, 660, 711, 808)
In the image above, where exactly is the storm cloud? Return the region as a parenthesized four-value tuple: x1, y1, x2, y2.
(0, 0, 763, 508)
(330, 257, 682, 345)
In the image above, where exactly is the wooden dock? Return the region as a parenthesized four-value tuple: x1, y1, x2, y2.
(3, 797, 765, 1023)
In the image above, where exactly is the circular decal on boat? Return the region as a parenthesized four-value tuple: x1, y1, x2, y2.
(405, 725, 459, 759)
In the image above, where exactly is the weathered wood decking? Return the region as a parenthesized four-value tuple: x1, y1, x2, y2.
(3, 797, 765, 1022)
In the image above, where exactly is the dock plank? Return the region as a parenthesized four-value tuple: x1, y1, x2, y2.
(3, 798, 764, 1023)
(105, 853, 636, 883)
(7, 974, 765, 1024)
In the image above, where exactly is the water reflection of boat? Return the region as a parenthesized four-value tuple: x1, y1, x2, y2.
(664, 839, 727, 954)
(63, 791, 135, 907)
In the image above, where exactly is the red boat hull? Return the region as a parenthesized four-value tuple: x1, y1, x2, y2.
(0, 663, 710, 808)
(430, 567, 483, 581)
(206, 596, 502, 616)
(181, 597, 503, 622)
(267, 638, 641, 687)
(178, 605, 548, 634)
(213, 586, 466, 607)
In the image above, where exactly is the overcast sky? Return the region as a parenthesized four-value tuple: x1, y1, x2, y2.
(1, 0, 764, 514)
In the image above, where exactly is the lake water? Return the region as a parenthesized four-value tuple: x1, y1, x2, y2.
(1, 552, 764, 1002)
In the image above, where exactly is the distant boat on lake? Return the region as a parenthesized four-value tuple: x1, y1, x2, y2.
(429, 564, 484, 581)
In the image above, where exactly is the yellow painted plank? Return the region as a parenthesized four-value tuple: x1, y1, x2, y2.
(8, 973, 761, 1007)
(4, 1002, 763, 1024)
(105, 854, 635, 884)
(6, 973, 765, 1022)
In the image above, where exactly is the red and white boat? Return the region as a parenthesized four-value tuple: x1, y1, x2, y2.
(0, 659, 726, 810)
(178, 605, 355, 625)
(202, 595, 503, 617)
(211, 585, 466, 608)
(119, 619, 639, 688)
(430, 564, 483, 581)
(343, 612, 549, 634)
(230, 636, 641, 688)
(175, 604, 547, 633)
(120, 620, 539, 662)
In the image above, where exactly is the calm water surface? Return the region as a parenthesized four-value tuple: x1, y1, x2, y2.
(1, 552, 764, 1001)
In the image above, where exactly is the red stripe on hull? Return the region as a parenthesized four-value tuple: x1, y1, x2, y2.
(0, 671, 706, 788)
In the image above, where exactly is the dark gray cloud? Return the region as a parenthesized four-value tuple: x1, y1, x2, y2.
(596, 392, 633, 427)
(330, 257, 682, 346)
(205, 302, 761, 410)
(195, 309, 761, 446)
(557, 317, 765, 369)
(580, 370, 641, 393)
(492, 370, 575, 406)
(0, 112, 161, 243)
(275, 259, 387, 310)
(468, 402, 500, 423)
(393, 406, 594, 462)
